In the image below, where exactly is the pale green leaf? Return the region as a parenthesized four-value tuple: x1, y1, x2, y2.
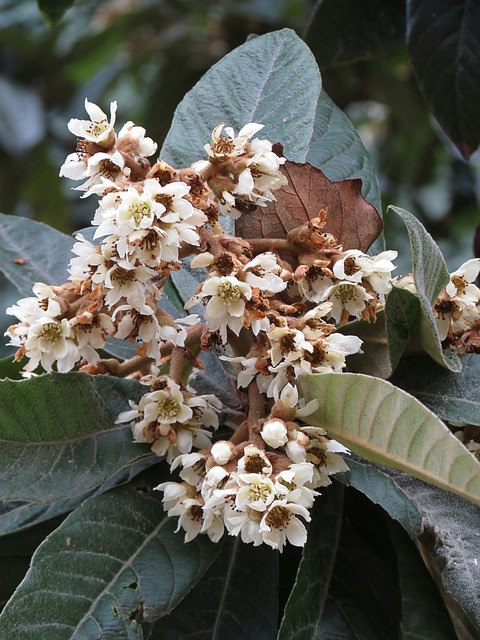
(299, 373, 480, 505)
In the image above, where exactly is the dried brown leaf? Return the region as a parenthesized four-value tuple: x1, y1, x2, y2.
(236, 161, 383, 252)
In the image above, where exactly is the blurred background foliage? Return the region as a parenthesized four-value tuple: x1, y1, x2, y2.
(1, 0, 479, 358)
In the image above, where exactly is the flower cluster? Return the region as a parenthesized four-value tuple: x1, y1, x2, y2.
(116, 372, 221, 463)
(192, 122, 287, 217)
(157, 384, 348, 551)
(6, 98, 480, 552)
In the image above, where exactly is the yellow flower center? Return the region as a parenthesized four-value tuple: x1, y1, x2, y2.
(218, 281, 241, 303)
(39, 322, 62, 344)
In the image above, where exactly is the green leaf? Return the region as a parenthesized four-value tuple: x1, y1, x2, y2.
(278, 482, 343, 640)
(0, 516, 65, 611)
(389, 205, 461, 372)
(0, 500, 79, 538)
(384, 286, 421, 371)
(0, 557, 30, 612)
(0, 213, 72, 296)
(305, 0, 406, 67)
(382, 469, 480, 633)
(336, 458, 423, 538)
(0, 356, 24, 380)
(0, 477, 221, 639)
(307, 89, 382, 216)
(390, 353, 480, 426)
(318, 489, 401, 639)
(299, 372, 480, 505)
(388, 519, 458, 640)
(0, 373, 156, 506)
(407, 0, 480, 158)
(147, 537, 278, 640)
(338, 313, 392, 379)
(36, 0, 75, 24)
(161, 29, 321, 167)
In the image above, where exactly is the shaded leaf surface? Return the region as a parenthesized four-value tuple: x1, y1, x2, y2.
(237, 161, 382, 252)
(384, 286, 421, 371)
(336, 458, 423, 538)
(339, 313, 392, 379)
(390, 206, 461, 372)
(306, 0, 406, 67)
(388, 520, 458, 640)
(0, 480, 220, 639)
(0, 373, 156, 505)
(317, 490, 401, 639)
(147, 536, 278, 640)
(278, 482, 343, 640)
(407, 0, 480, 158)
(390, 353, 480, 426)
(306, 89, 382, 222)
(382, 469, 480, 632)
(0, 498, 88, 539)
(0, 213, 72, 296)
(161, 29, 321, 167)
(299, 373, 480, 505)
(37, 0, 76, 24)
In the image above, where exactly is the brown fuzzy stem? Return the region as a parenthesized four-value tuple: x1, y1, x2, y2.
(247, 237, 301, 255)
(169, 346, 186, 385)
(246, 380, 268, 448)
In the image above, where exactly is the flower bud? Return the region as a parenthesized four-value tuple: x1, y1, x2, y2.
(261, 419, 288, 448)
(211, 440, 236, 465)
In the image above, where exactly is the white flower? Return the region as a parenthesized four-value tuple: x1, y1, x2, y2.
(117, 378, 219, 463)
(446, 259, 480, 298)
(60, 150, 128, 196)
(333, 249, 397, 296)
(275, 462, 318, 508)
(102, 260, 159, 310)
(321, 281, 373, 323)
(236, 474, 276, 512)
(241, 252, 287, 294)
(259, 500, 310, 551)
(306, 438, 350, 488)
(220, 355, 260, 388)
(192, 122, 286, 217)
(276, 382, 319, 416)
(171, 452, 208, 488)
(67, 98, 117, 147)
(237, 444, 272, 476)
(296, 266, 334, 303)
(201, 122, 265, 161)
(23, 317, 79, 373)
(187, 275, 252, 342)
(267, 326, 312, 368)
(117, 121, 157, 157)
